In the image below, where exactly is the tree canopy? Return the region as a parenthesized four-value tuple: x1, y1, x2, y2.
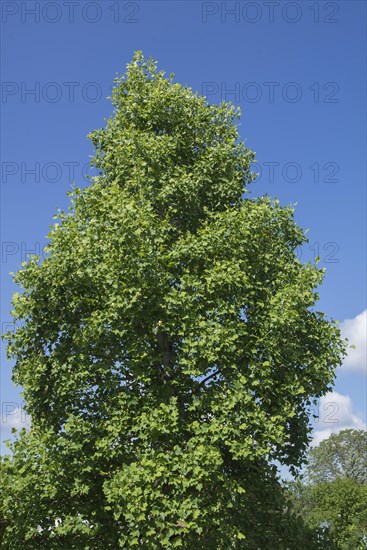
(0, 52, 346, 548)
(286, 429, 367, 550)
(308, 429, 367, 485)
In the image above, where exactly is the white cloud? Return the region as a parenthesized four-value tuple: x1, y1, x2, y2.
(340, 309, 367, 375)
(311, 391, 366, 447)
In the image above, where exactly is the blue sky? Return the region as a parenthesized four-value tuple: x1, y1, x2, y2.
(1, 0, 366, 452)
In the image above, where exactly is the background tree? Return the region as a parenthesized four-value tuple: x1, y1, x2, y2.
(0, 52, 346, 548)
(286, 429, 367, 550)
(309, 478, 367, 550)
(308, 429, 367, 485)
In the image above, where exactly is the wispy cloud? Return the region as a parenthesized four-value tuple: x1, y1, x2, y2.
(340, 309, 367, 375)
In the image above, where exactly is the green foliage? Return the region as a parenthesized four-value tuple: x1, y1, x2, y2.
(0, 52, 346, 548)
(309, 478, 367, 549)
(286, 430, 367, 550)
(287, 477, 367, 550)
(308, 429, 367, 485)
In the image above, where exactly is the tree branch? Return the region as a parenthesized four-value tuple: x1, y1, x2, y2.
(157, 329, 176, 380)
(193, 369, 221, 394)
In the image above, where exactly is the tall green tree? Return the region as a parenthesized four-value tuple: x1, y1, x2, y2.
(0, 52, 346, 548)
